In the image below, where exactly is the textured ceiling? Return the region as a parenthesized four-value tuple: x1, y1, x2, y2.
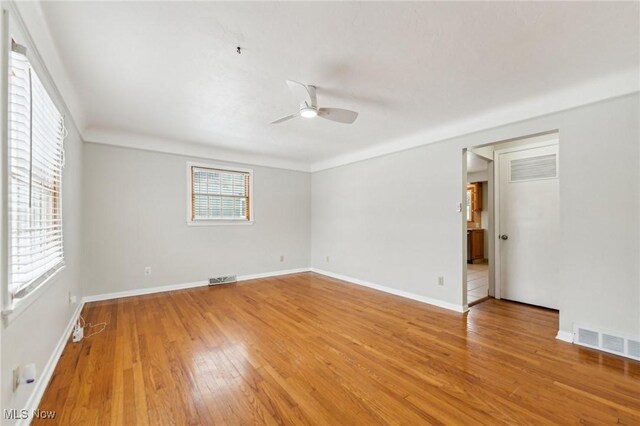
(38, 1, 639, 168)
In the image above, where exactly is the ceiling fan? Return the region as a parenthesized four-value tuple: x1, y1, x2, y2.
(271, 80, 359, 125)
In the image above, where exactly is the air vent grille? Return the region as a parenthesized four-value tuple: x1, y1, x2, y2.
(628, 340, 640, 359)
(510, 154, 557, 182)
(602, 334, 624, 354)
(577, 328, 599, 347)
(209, 275, 237, 285)
(573, 325, 640, 361)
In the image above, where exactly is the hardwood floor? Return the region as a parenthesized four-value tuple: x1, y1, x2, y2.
(36, 272, 640, 425)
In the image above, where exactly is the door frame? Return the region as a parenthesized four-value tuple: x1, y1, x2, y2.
(493, 138, 559, 300)
(462, 149, 493, 309)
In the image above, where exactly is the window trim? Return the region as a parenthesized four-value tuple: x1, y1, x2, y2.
(2, 264, 65, 323)
(1, 14, 68, 321)
(185, 161, 254, 226)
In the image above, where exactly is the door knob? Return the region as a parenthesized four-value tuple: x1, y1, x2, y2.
(500, 234, 508, 240)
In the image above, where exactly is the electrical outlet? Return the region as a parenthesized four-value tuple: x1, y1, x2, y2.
(13, 364, 36, 392)
(68, 291, 76, 304)
(437, 276, 444, 286)
(326, 256, 330, 263)
(144, 266, 151, 276)
(280, 255, 284, 262)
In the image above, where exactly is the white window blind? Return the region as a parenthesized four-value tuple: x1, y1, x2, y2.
(8, 46, 65, 299)
(190, 166, 251, 221)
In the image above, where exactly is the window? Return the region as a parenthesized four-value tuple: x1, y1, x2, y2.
(7, 42, 65, 301)
(187, 163, 253, 224)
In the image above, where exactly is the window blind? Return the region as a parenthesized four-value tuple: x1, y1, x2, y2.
(8, 48, 65, 299)
(191, 166, 250, 221)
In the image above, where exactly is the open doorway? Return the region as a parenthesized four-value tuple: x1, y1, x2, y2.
(466, 152, 491, 305)
(463, 131, 559, 309)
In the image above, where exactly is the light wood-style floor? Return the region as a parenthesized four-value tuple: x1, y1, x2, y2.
(36, 272, 640, 425)
(467, 263, 489, 304)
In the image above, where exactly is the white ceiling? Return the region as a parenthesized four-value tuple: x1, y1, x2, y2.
(36, 1, 639, 170)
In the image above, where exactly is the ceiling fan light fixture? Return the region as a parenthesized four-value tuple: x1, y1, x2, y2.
(270, 80, 358, 124)
(300, 107, 317, 118)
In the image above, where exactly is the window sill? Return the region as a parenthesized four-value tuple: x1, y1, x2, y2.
(186, 220, 254, 227)
(2, 264, 67, 326)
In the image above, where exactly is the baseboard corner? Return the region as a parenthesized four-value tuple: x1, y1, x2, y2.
(556, 330, 574, 343)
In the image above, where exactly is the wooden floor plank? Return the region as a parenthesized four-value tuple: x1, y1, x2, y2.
(35, 272, 640, 425)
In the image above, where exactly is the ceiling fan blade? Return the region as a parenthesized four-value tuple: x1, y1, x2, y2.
(307, 85, 317, 108)
(286, 80, 312, 105)
(318, 108, 359, 124)
(270, 113, 300, 124)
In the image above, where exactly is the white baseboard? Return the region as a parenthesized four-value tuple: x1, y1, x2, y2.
(82, 267, 465, 315)
(82, 267, 312, 303)
(310, 268, 466, 313)
(238, 267, 311, 282)
(556, 330, 574, 343)
(82, 280, 209, 303)
(18, 301, 85, 426)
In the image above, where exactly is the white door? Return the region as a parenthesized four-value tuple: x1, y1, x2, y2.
(497, 144, 559, 309)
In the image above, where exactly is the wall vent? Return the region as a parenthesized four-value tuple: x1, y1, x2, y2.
(628, 340, 640, 359)
(577, 328, 599, 347)
(510, 154, 557, 182)
(209, 275, 237, 285)
(602, 334, 625, 354)
(573, 325, 640, 361)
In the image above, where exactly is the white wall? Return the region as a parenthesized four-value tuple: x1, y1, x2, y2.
(0, 3, 84, 417)
(312, 142, 465, 307)
(557, 95, 639, 336)
(312, 93, 639, 336)
(82, 143, 310, 297)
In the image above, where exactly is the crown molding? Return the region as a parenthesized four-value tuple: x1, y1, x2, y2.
(310, 68, 640, 172)
(11, 0, 636, 175)
(86, 67, 638, 175)
(83, 128, 311, 172)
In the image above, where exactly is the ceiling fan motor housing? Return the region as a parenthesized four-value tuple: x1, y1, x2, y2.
(300, 105, 318, 118)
